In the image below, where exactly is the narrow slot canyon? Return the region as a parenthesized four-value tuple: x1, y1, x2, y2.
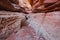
(0, 0, 60, 40)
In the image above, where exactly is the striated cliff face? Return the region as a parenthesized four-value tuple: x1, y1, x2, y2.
(44, 0, 58, 3)
(0, 0, 60, 13)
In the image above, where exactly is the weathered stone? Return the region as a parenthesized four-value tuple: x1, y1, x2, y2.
(6, 26, 36, 40)
(27, 11, 60, 40)
(1, 11, 60, 40)
(0, 11, 26, 40)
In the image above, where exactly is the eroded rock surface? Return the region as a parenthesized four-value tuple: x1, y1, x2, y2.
(0, 11, 60, 40)
(27, 11, 60, 40)
(0, 11, 26, 40)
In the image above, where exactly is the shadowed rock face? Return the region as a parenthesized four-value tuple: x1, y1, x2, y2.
(10, 0, 19, 4)
(0, 0, 26, 12)
(30, 0, 60, 13)
(44, 0, 58, 3)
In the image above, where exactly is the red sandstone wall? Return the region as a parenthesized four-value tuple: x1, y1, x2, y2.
(6, 11, 60, 40)
(27, 11, 60, 40)
(44, 0, 58, 3)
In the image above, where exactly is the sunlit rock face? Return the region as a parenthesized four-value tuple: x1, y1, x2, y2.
(0, 11, 26, 40)
(19, 0, 32, 10)
(27, 11, 60, 40)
